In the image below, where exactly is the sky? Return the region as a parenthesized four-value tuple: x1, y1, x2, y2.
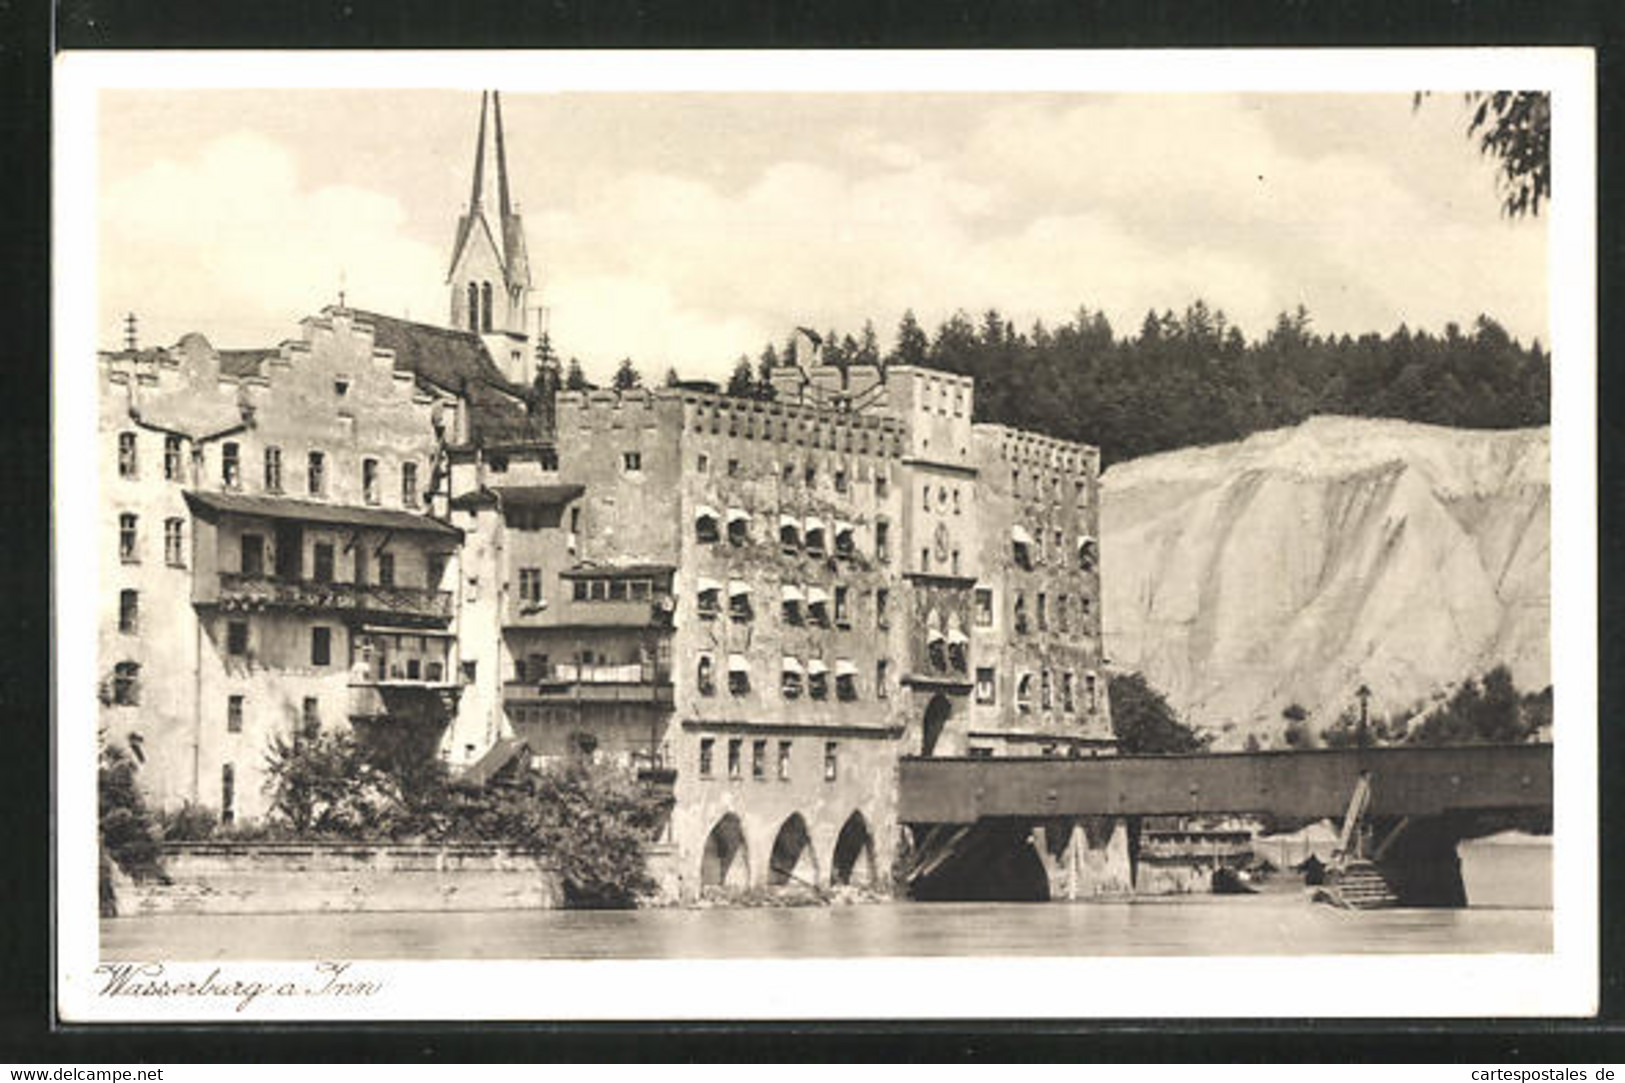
(96, 89, 1549, 384)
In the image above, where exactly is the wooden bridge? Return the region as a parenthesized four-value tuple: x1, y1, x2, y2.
(896, 744, 1552, 906)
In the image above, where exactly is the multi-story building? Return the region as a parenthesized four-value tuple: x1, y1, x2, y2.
(98, 90, 1112, 897)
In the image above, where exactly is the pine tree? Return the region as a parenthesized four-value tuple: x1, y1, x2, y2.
(612, 357, 642, 391)
(726, 355, 755, 398)
(564, 357, 591, 392)
(890, 309, 929, 368)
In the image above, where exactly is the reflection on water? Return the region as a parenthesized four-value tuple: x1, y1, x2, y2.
(102, 891, 1550, 961)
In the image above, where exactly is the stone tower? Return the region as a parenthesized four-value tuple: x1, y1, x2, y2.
(447, 90, 534, 385)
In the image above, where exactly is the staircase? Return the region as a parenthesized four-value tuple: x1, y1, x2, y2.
(1320, 859, 1399, 909)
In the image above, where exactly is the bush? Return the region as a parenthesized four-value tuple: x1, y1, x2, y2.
(99, 738, 164, 914)
(157, 801, 218, 842)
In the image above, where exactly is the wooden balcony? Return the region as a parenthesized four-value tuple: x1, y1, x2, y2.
(348, 682, 460, 722)
(504, 662, 675, 707)
(212, 573, 453, 625)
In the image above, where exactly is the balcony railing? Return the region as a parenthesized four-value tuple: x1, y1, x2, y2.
(504, 662, 674, 706)
(214, 573, 452, 624)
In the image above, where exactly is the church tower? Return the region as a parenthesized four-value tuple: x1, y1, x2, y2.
(448, 90, 535, 385)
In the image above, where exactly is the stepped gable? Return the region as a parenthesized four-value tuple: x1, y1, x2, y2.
(350, 307, 552, 445)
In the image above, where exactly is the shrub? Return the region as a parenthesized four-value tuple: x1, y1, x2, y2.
(157, 801, 218, 842)
(99, 738, 164, 914)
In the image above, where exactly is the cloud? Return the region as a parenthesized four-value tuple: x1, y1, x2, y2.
(100, 131, 444, 348)
(100, 97, 1549, 381)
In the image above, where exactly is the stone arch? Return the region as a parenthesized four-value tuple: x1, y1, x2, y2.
(921, 692, 952, 757)
(767, 812, 820, 888)
(831, 811, 877, 887)
(700, 812, 750, 890)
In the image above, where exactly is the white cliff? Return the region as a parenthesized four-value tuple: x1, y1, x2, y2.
(1101, 416, 1550, 745)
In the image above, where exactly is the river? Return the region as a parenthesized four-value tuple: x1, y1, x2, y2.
(102, 893, 1549, 962)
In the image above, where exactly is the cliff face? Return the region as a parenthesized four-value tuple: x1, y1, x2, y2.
(1100, 417, 1549, 745)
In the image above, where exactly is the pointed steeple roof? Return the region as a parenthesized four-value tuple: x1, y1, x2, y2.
(447, 91, 531, 289)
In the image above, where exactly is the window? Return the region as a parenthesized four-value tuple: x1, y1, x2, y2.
(401, 462, 419, 507)
(262, 446, 283, 492)
(313, 542, 334, 583)
(115, 588, 139, 633)
(953, 488, 961, 515)
(834, 469, 848, 494)
(697, 653, 716, 696)
(1038, 593, 1049, 631)
(220, 764, 235, 826)
(623, 451, 642, 472)
(362, 458, 379, 504)
(751, 739, 767, 780)
(951, 549, 960, 575)
(111, 661, 140, 706)
(974, 587, 993, 627)
(1040, 668, 1053, 710)
(378, 551, 395, 587)
(117, 432, 137, 478)
(699, 737, 715, 777)
(307, 450, 326, 496)
(876, 658, 890, 699)
(589, 579, 607, 601)
(519, 567, 544, 608)
(488, 453, 509, 474)
(481, 282, 493, 332)
(697, 454, 709, 473)
(1058, 594, 1070, 634)
(696, 508, 719, 544)
(226, 620, 248, 656)
(727, 458, 740, 477)
(836, 664, 857, 701)
(1014, 592, 1030, 634)
(239, 533, 264, 577)
(1062, 671, 1076, 713)
(158, 517, 182, 567)
(727, 738, 743, 779)
(1079, 538, 1098, 573)
(728, 659, 750, 696)
(226, 694, 244, 733)
(333, 378, 349, 398)
(834, 585, 850, 626)
(875, 588, 890, 630)
(728, 581, 752, 622)
(302, 696, 320, 735)
(462, 660, 478, 685)
(875, 471, 889, 499)
(222, 442, 240, 489)
(922, 483, 931, 511)
(1016, 672, 1033, 713)
(874, 520, 890, 562)
(808, 664, 828, 701)
(920, 548, 930, 573)
(824, 741, 838, 782)
(778, 740, 792, 780)
(975, 666, 996, 704)
(118, 513, 139, 563)
(1085, 672, 1099, 713)
(311, 626, 332, 667)
(164, 435, 182, 481)
(805, 464, 816, 487)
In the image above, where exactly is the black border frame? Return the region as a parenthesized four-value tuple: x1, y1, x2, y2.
(9, 0, 1622, 1061)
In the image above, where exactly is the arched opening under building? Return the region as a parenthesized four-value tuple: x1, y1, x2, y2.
(700, 813, 750, 891)
(921, 692, 952, 757)
(831, 811, 877, 887)
(768, 812, 820, 888)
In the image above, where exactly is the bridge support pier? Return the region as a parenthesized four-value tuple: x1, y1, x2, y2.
(1373, 814, 1468, 908)
(1031, 817, 1134, 900)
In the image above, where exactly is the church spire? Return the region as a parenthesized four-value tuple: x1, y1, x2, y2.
(447, 90, 536, 385)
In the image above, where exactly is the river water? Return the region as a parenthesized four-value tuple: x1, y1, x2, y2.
(102, 894, 1549, 961)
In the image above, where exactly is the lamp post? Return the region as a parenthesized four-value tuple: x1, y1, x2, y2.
(1356, 683, 1373, 748)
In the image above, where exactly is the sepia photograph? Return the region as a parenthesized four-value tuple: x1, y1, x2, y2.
(53, 49, 1596, 1021)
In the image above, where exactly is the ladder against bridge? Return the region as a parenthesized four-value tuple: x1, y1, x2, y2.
(1318, 770, 1402, 909)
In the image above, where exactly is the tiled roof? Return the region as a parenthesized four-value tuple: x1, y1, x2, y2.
(348, 308, 553, 445)
(449, 483, 585, 511)
(218, 349, 281, 379)
(184, 490, 461, 536)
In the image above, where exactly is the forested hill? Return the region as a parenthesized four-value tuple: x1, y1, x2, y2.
(724, 304, 1550, 467)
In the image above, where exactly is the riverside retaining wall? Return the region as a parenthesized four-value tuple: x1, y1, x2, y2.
(114, 841, 681, 915)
